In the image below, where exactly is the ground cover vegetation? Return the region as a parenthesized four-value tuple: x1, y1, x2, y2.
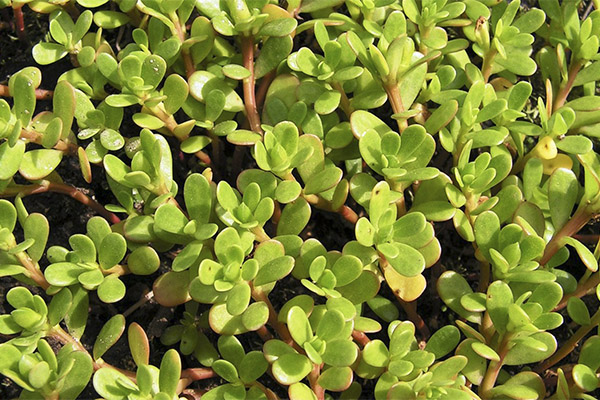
(1, 0, 600, 398)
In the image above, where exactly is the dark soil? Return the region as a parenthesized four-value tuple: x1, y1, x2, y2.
(1, 1, 600, 400)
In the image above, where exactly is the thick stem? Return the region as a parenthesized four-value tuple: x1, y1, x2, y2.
(308, 364, 325, 400)
(20, 129, 78, 154)
(256, 70, 275, 110)
(540, 206, 593, 266)
(251, 286, 300, 350)
(352, 330, 370, 348)
(169, 11, 195, 78)
(251, 226, 271, 242)
(332, 82, 353, 117)
(535, 308, 600, 373)
(13, 5, 26, 43)
(397, 297, 430, 339)
(0, 85, 53, 100)
(479, 336, 509, 399)
(478, 260, 491, 292)
(15, 251, 49, 290)
(0, 181, 121, 224)
(241, 36, 262, 134)
(554, 272, 600, 311)
(385, 84, 408, 132)
(481, 49, 497, 83)
(553, 62, 582, 112)
(252, 382, 281, 400)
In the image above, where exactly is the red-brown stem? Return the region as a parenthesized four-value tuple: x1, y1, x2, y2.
(1, 181, 121, 224)
(352, 330, 370, 348)
(573, 234, 600, 244)
(339, 205, 359, 224)
(20, 129, 78, 154)
(181, 389, 206, 400)
(256, 325, 274, 341)
(535, 308, 600, 374)
(242, 36, 262, 134)
(123, 290, 154, 318)
(385, 84, 407, 132)
(397, 298, 430, 339)
(13, 5, 26, 43)
(479, 336, 509, 400)
(554, 272, 600, 311)
(272, 201, 282, 225)
(256, 70, 276, 109)
(540, 206, 593, 266)
(51, 326, 137, 379)
(308, 364, 325, 400)
(15, 251, 49, 290)
(170, 13, 195, 79)
(0, 84, 53, 100)
(332, 82, 353, 117)
(478, 260, 491, 293)
(253, 381, 281, 400)
(481, 49, 497, 83)
(251, 286, 300, 351)
(194, 150, 212, 166)
(180, 368, 217, 381)
(553, 62, 582, 112)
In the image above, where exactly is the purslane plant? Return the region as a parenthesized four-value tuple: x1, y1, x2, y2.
(1, 0, 600, 399)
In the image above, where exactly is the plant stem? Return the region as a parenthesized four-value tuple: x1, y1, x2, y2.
(241, 36, 262, 134)
(256, 70, 275, 109)
(13, 5, 26, 43)
(253, 381, 281, 400)
(14, 251, 49, 290)
(308, 364, 325, 400)
(397, 297, 430, 339)
(481, 49, 497, 83)
(479, 335, 509, 399)
(251, 286, 299, 350)
(0, 181, 121, 224)
(332, 82, 353, 117)
(384, 84, 408, 132)
(169, 11, 195, 78)
(0, 84, 53, 100)
(553, 62, 582, 112)
(535, 308, 600, 373)
(554, 272, 600, 311)
(540, 206, 593, 266)
(478, 260, 491, 292)
(20, 129, 79, 154)
(123, 290, 154, 318)
(251, 226, 271, 242)
(352, 330, 370, 347)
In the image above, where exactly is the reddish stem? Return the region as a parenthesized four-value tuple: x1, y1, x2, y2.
(553, 62, 582, 112)
(241, 36, 262, 134)
(352, 330, 370, 348)
(1, 181, 121, 225)
(308, 364, 325, 400)
(13, 5, 26, 43)
(180, 368, 217, 381)
(540, 207, 592, 266)
(384, 84, 407, 132)
(256, 70, 275, 109)
(554, 272, 600, 311)
(0, 84, 53, 100)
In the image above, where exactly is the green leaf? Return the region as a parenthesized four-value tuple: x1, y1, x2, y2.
(287, 306, 313, 346)
(32, 42, 68, 65)
(127, 246, 160, 275)
(93, 11, 130, 29)
(254, 256, 295, 286)
(424, 325, 460, 359)
(19, 149, 63, 180)
(567, 297, 591, 326)
(97, 275, 126, 303)
(362, 339, 389, 368)
(93, 314, 125, 360)
(159, 349, 181, 396)
(98, 233, 127, 270)
(0, 141, 25, 180)
(277, 198, 311, 236)
(272, 353, 312, 385)
(128, 322, 150, 366)
(322, 339, 358, 367)
(239, 351, 269, 383)
(563, 237, 598, 272)
(318, 366, 353, 392)
(425, 100, 458, 134)
(549, 168, 578, 231)
(256, 36, 294, 78)
(437, 271, 481, 323)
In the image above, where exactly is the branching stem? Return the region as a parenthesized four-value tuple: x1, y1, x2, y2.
(553, 62, 582, 112)
(0, 84, 53, 100)
(0, 181, 121, 224)
(242, 36, 262, 134)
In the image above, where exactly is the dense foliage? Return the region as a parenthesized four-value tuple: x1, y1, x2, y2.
(1, 0, 600, 398)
